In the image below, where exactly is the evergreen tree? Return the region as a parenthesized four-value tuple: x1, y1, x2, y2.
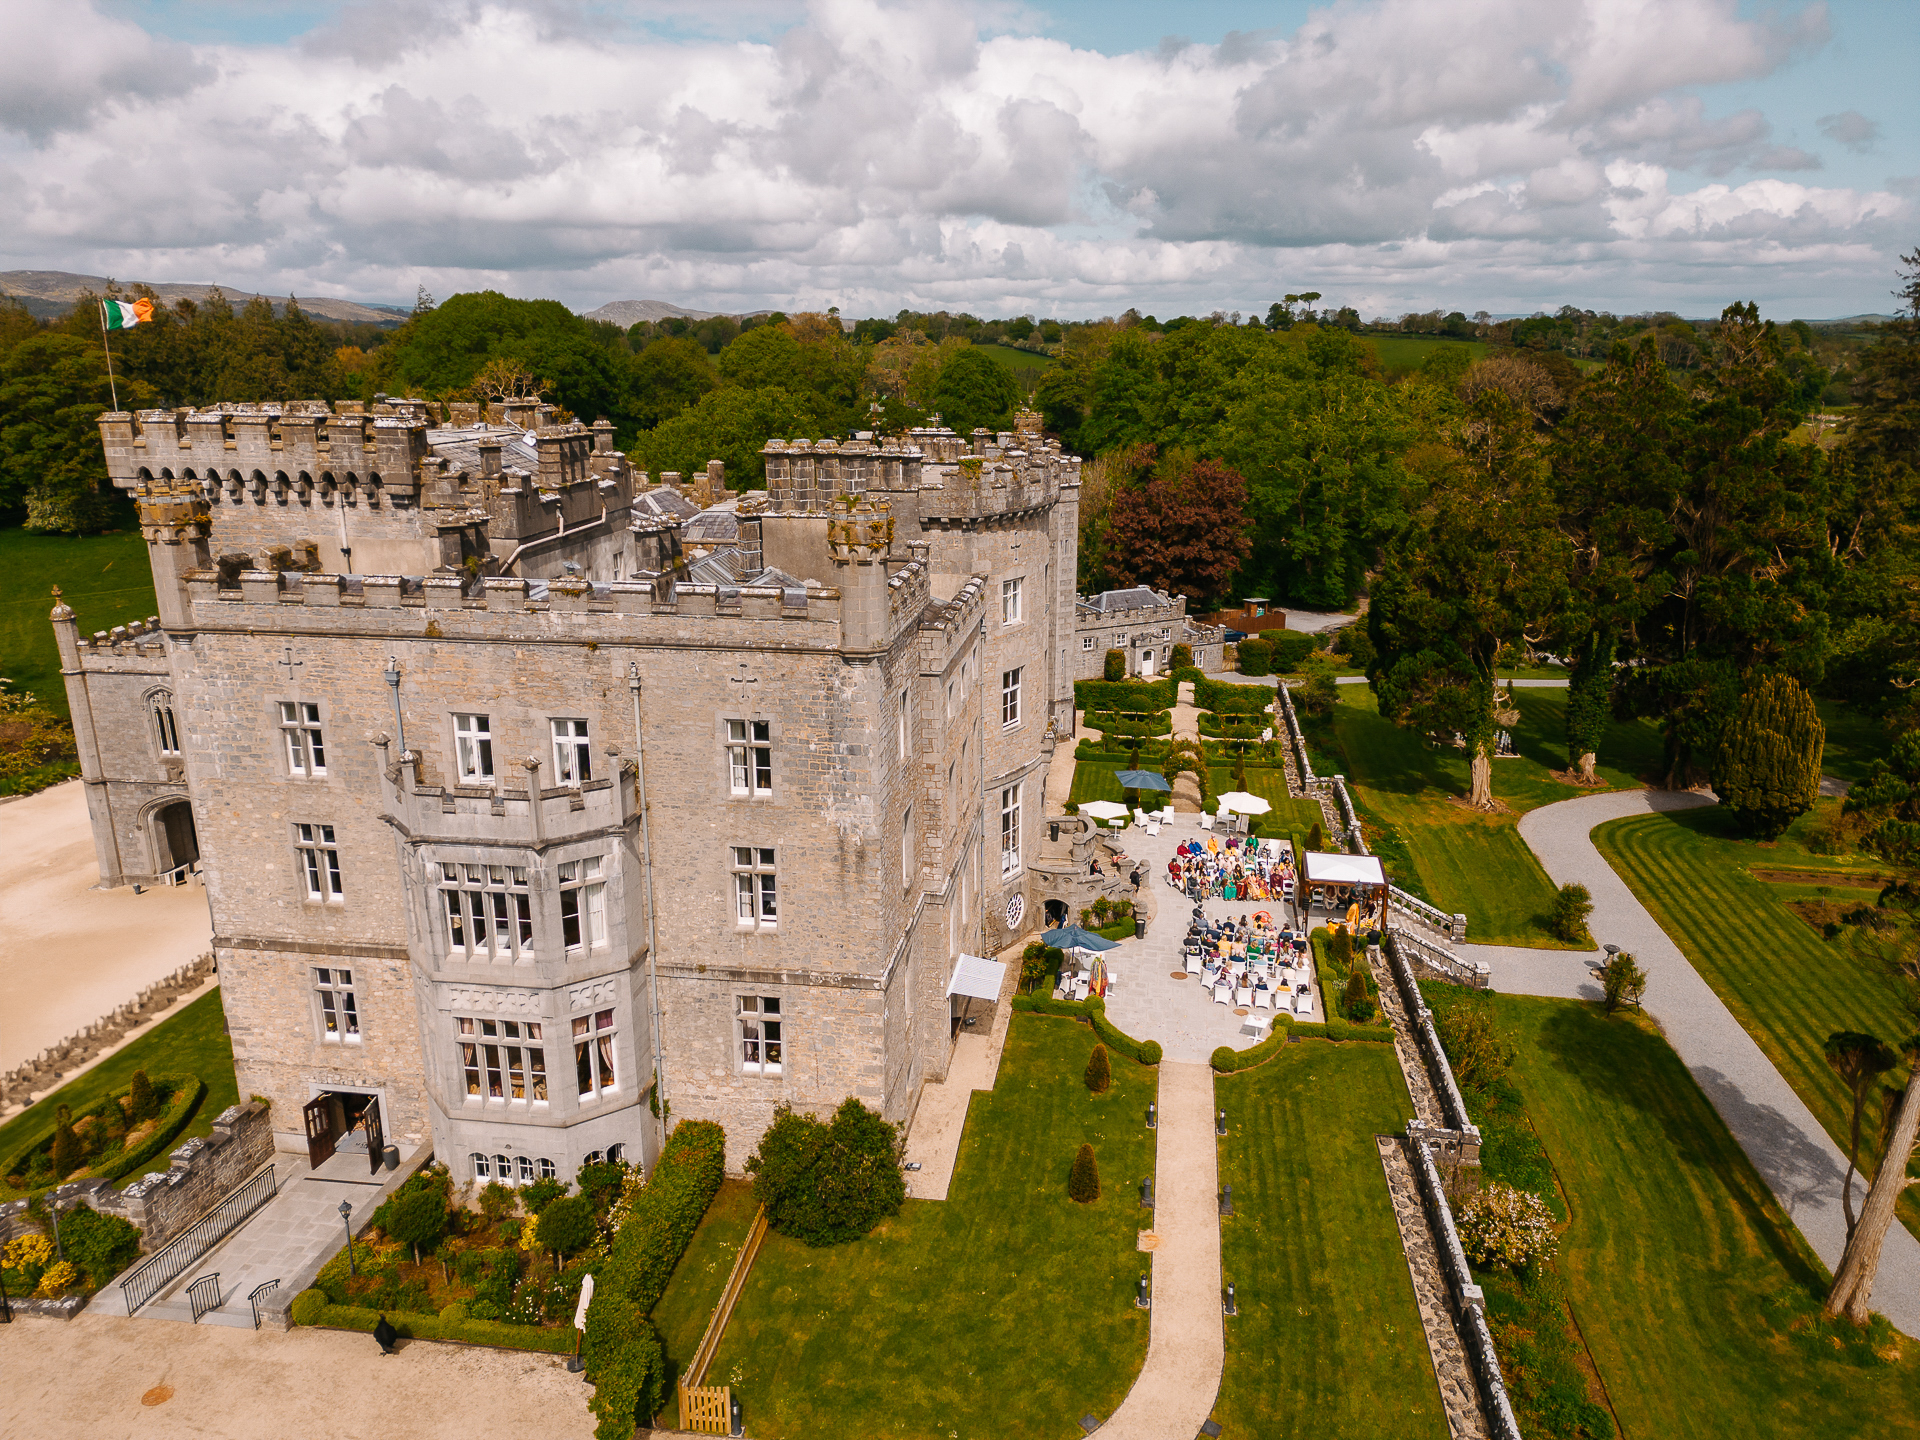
(1714, 672, 1824, 837)
(127, 1069, 156, 1123)
(50, 1105, 80, 1178)
(1067, 1143, 1100, 1203)
(1084, 1044, 1111, 1094)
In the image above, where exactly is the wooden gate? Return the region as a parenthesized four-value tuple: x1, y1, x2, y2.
(677, 1385, 730, 1435)
(363, 1096, 384, 1176)
(302, 1095, 334, 1170)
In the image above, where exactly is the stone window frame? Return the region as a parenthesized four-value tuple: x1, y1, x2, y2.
(571, 1006, 620, 1101)
(312, 965, 361, 1044)
(294, 822, 345, 904)
(730, 845, 779, 931)
(1080, 635, 1095, 651)
(275, 698, 328, 780)
(557, 854, 608, 953)
(1001, 666, 1022, 730)
(146, 686, 182, 760)
(722, 715, 775, 800)
(902, 804, 914, 890)
(550, 717, 592, 786)
(471, 1152, 557, 1185)
(453, 711, 495, 785)
(737, 994, 784, 1076)
(1000, 783, 1022, 880)
(434, 856, 536, 964)
(1001, 575, 1024, 628)
(455, 1015, 549, 1106)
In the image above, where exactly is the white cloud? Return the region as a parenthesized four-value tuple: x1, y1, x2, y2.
(0, 0, 1905, 317)
(1817, 109, 1880, 153)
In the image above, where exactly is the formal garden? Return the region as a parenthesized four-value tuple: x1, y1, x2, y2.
(1213, 1037, 1446, 1437)
(0, 987, 237, 1204)
(1423, 984, 1920, 1439)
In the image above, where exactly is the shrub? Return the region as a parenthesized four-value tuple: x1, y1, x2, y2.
(1600, 951, 1648, 1013)
(520, 1177, 567, 1215)
(1138, 1040, 1162, 1065)
(439, 1301, 468, 1323)
(1020, 942, 1052, 992)
(1068, 1143, 1100, 1203)
(291, 1288, 328, 1326)
(1270, 631, 1316, 671)
(575, 1160, 630, 1212)
(1193, 678, 1272, 714)
(1074, 678, 1177, 713)
(1299, 654, 1338, 719)
(1547, 883, 1593, 944)
(387, 1184, 450, 1264)
(1434, 997, 1517, 1091)
(1092, 895, 1112, 923)
(1342, 969, 1368, 1015)
(539, 1195, 596, 1263)
(1104, 648, 1126, 681)
(49, 1107, 80, 1180)
(1236, 637, 1274, 675)
(4, 1233, 53, 1270)
(1211, 1045, 1238, 1072)
(478, 1181, 518, 1223)
(1084, 1044, 1112, 1093)
(1714, 672, 1824, 838)
(61, 1204, 140, 1286)
(1306, 822, 1324, 852)
(127, 1069, 157, 1124)
(31, 1258, 74, 1297)
(1170, 642, 1192, 670)
(1329, 926, 1352, 967)
(497, 1218, 522, 1247)
(589, 1323, 668, 1440)
(1456, 1183, 1559, 1268)
(749, 1098, 905, 1247)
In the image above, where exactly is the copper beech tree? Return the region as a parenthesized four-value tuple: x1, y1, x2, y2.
(1103, 449, 1252, 613)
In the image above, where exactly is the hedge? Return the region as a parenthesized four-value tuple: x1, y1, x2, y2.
(2, 1073, 205, 1196)
(1075, 738, 1171, 762)
(1074, 678, 1177, 713)
(1271, 632, 1318, 671)
(1170, 665, 1205, 688)
(1087, 710, 1174, 739)
(1208, 1012, 1395, 1072)
(297, 1298, 577, 1353)
(1198, 713, 1267, 739)
(1309, 926, 1382, 1024)
(584, 1119, 728, 1440)
(1235, 637, 1274, 675)
(1193, 678, 1274, 714)
(1011, 996, 1162, 1066)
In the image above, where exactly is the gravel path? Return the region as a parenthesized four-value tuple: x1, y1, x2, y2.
(1466, 787, 1920, 1339)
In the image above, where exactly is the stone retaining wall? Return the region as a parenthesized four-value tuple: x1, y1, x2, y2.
(1, 956, 217, 1112)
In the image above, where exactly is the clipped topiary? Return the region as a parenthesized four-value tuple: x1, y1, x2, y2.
(1329, 926, 1352, 967)
(1714, 672, 1824, 838)
(1084, 1043, 1112, 1094)
(291, 1288, 328, 1326)
(1211, 1046, 1238, 1073)
(1170, 642, 1192, 670)
(1068, 1143, 1100, 1203)
(439, 1301, 468, 1323)
(127, 1069, 157, 1124)
(1343, 969, 1368, 1016)
(49, 1106, 80, 1180)
(1105, 648, 1127, 682)
(1236, 637, 1274, 676)
(1139, 1040, 1162, 1065)
(1307, 822, 1324, 853)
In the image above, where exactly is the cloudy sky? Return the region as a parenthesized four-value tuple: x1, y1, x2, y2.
(2, 0, 1913, 320)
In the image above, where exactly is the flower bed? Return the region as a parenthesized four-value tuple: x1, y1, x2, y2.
(1, 1072, 204, 1197)
(2, 1203, 143, 1298)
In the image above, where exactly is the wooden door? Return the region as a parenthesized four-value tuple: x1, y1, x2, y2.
(303, 1095, 335, 1170)
(363, 1096, 384, 1175)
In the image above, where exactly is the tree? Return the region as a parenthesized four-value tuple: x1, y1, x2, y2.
(386, 1183, 449, 1264)
(0, 333, 150, 532)
(127, 1069, 156, 1123)
(928, 347, 1021, 436)
(1714, 672, 1824, 838)
(49, 1104, 80, 1178)
(538, 1194, 595, 1265)
(1104, 454, 1253, 611)
(628, 337, 718, 430)
(1825, 1030, 1920, 1324)
(1600, 951, 1647, 1013)
(1067, 1143, 1100, 1203)
(1822, 1031, 1898, 1243)
(1104, 648, 1126, 681)
(747, 1098, 906, 1246)
(1341, 968, 1369, 1020)
(1435, 998, 1517, 1092)
(1170, 643, 1193, 671)
(639, 386, 829, 489)
(1548, 883, 1593, 944)
(1299, 653, 1338, 719)
(1370, 390, 1568, 807)
(1084, 1043, 1111, 1094)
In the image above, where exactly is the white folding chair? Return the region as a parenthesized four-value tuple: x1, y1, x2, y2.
(1253, 989, 1273, 1010)
(1235, 986, 1252, 1006)
(1186, 952, 1203, 976)
(1200, 814, 1214, 831)
(1145, 820, 1161, 836)
(1293, 991, 1312, 1017)
(1213, 983, 1232, 1005)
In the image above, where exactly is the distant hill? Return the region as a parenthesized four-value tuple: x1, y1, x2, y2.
(581, 299, 725, 326)
(1801, 314, 1898, 326)
(0, 270, 407, 326)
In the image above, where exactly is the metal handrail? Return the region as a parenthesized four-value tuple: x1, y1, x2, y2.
(248, 1278, 281, 1330)
(119, 1164, 277, 1315)
(187, 1272, 222, 1323)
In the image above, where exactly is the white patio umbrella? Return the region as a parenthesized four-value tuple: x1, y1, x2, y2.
(1218, 791, 1272, 816)
(1079, 800, 1130, 820)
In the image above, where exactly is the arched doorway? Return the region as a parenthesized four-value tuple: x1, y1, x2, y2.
(152, 800, 199, 881)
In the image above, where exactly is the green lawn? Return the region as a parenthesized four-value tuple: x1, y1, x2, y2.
(1364, 335, 1489, 373)
(0, 525, 157, 721)
(0, 987, 237, 1191)
(1813, 698, 1887, 784)
(1490, 994, 1920, 1438)
(709, 1013, 1154, 1439)
(652, 1178, 762, 1429)
(972, 343, 1054, 373)
(1214, 1041, 1444, 1439)
(1593, 805, 1920, 1240)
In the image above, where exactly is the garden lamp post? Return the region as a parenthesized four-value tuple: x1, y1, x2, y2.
(338, 1201, 356, 1276)
(48, 1195, 65, 1263)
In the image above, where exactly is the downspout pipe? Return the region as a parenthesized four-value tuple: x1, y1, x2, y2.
(630, 662, 669, 1157)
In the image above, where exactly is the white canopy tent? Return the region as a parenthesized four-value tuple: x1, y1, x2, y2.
(946, 953, 1008, 1001)
(1302, 852, 1386, 888)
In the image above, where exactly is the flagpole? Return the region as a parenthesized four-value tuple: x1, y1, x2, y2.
(98, 301, 121, 412)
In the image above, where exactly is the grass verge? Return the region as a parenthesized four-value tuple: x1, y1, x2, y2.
(1593, 803, 1919, 1240)
(708, 1012, 1153, 1438)
(651, 1179, 762, 1428)
(1213, 1038, 1445, 1438)
(0, 525, 156, 723)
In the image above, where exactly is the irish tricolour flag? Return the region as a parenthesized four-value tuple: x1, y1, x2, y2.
(101, 297, 154, 330)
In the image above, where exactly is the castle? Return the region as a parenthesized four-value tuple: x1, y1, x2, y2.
(56, 398, 1082, 1178)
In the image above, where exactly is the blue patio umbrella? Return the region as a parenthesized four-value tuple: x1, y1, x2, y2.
(1113, 770, 1172, 791)
(1041, 924, 1119, 952)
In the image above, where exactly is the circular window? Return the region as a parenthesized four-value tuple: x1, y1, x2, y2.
(1005, 894, 1025, 928)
